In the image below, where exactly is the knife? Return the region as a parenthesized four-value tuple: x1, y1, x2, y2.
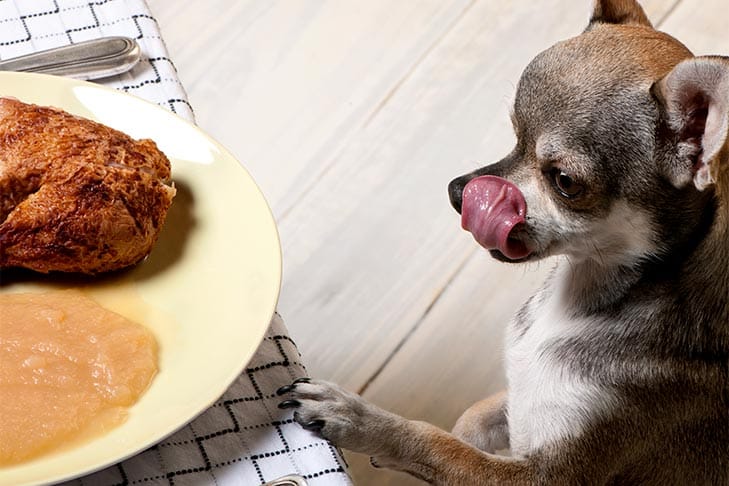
(0, 37, 141, 80)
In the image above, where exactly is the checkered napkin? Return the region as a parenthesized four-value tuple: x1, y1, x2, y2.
(0, 1, 351, 485)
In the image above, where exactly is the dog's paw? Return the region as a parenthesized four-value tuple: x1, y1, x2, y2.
(277, 379, 444, 480)
(276, 378, 394, 454)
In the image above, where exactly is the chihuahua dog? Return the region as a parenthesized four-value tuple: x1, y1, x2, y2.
(278, 0, 729, 483)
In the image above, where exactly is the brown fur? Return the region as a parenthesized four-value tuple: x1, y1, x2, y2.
(590, 0, 651, 27)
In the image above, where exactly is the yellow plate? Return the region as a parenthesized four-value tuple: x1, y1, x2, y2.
(0, 72, 282, 486)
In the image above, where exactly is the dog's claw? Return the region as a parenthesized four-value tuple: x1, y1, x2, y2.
(278, 399, 301, 409)
(276, 384, 295, 396)
(277, 377, 309, 396)
(302, 419, 326, 432)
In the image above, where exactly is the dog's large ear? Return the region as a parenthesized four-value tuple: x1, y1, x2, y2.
(588, 0, 652, 29)
(652, 56, 729, 190)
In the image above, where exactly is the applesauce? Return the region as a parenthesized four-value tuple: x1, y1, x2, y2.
(0, 290, 158, 465)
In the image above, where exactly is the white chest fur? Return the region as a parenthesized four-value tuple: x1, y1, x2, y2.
(505, 263, 617, 456)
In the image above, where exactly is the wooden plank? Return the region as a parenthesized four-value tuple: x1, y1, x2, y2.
(639, 0, 682, 24)
(659, 0, 729, 54)
(345, 256, 550, 485)
(359, 255, 551, 425)
(276, 0, 684, 391)
(148, 0, 473, 218)
(276, 0, 598, 390)
(149, 1, 728, 484)
(346, 1, 707, 484)
(148, 0, 678, 392)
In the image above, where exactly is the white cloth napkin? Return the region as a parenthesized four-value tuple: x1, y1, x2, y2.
(0, 1, 351, 485)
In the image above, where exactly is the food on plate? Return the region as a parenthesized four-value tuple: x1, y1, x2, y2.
(0, 97, 175, 274)
(0, 290, 158, 465)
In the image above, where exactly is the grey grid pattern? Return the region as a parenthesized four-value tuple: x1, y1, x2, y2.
(0, 0, 194, 119)
(0, 1, 350, 484)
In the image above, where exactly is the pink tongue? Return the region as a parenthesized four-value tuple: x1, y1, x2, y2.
(461, 175, 530, 260)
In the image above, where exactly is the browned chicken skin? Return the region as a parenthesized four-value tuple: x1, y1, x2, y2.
(0, 97, 175, 274)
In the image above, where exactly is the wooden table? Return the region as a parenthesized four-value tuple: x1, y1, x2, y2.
(151, 1, 728, 483)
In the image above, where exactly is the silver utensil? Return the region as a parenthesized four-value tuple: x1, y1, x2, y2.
(0, 37, 140, 80)
(262, 474, 309, 486)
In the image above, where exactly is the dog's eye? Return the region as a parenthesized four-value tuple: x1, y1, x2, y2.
(549, 168, 583, 198)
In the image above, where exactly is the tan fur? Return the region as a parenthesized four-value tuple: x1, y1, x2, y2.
(451, 390, 508, 453)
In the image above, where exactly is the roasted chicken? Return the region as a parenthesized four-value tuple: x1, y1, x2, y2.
(0, 97, 175, 274)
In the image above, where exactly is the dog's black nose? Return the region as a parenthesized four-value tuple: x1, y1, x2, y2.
(448, 176, 468, 214)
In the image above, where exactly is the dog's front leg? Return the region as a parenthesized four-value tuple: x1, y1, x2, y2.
(278, 379, 534, 485)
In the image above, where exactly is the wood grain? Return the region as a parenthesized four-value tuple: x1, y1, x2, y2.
(345, 1, 724, 483)
(275, 0, 597, 390)
(146, 0, 726, 484)
(150, 0, 473, 218)
(659, 0, 729, 55)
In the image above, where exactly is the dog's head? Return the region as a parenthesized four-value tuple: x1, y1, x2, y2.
(450, 0, 729, 266)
